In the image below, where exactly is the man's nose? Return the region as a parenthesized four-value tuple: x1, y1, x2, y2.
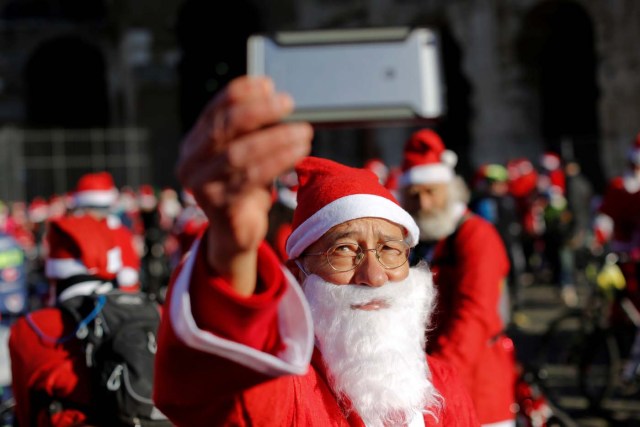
(353, 250, 387, 287)
(419, 192, 434, 212)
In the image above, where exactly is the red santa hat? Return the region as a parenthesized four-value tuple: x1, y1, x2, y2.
(138, 184, 158, 211)
(45, 215, 122, 281)
(363, 158, 390, 184)
(398, 129, 458, 187)
(540, 151, 562, 171)
(628, 132, 640, 166)
(285, 157, 419, 259)
(276, 170, 299, 210)
(28, 197, 49, 223)
(74, 171, 119, 208)
(507, 158, 538, 198)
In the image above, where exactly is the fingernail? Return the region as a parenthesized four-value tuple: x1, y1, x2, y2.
(277, 93, 294, 111)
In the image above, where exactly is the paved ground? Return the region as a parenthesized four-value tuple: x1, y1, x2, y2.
(509, 282, 640, 427)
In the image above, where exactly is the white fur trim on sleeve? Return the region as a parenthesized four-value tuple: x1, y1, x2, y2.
(45, 258, 89, 279)
(169, 239, 314, 377)
(285, 194, 419, 259)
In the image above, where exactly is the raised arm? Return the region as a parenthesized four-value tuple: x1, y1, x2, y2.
(176, 76, 313, 296)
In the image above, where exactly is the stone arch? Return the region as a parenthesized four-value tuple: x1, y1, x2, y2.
(517, 0, 604, 190)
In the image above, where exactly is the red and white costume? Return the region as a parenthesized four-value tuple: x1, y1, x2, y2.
(154, 238, 480, 426)
(426, 207, 516, 424)
(399, 129, 517, 426)
(9, 216, 124, 427)
(72, 171, 141, 292)
(595, 173, 640, 259)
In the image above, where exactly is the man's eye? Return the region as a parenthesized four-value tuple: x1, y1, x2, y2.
(333, 244, 359, 255)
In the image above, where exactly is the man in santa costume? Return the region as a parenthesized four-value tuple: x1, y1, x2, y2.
(71, 171, 141, 293)
(153, 76, 480, 426)
(397, 129, 516, 426)
(9, 215, 123, 426)
(594, 133, 640, 317)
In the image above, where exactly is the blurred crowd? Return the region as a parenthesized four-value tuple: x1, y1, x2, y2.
(0, 171, 209, 322)
(0, 143, 632, 315)
(0, 124, 638, 426)
(1, 138, 638, 321)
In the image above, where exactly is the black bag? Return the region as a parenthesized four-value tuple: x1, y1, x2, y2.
(59, 289, 171, 427)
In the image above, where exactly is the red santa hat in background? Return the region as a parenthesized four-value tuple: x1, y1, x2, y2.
(45, 215, 122, 285)
(74, 171, 119, 208)
(398, 129, 458, 187)
(507, 158, 538, 198)
(539, 151, 566, 194)
(363, 158, 390, 185)
(628, 132, 640, 166)
(276, 170, 299, 210)
(138, 184, 158, 211)
(28, 197, 49, 223)
(285, 157, 419, 259)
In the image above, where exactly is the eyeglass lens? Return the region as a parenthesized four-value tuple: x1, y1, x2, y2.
(327, 241, 409, 272)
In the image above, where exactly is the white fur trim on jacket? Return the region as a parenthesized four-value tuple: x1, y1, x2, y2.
(285, 194, 419, 259)
(46, 258, 89, 279)
(169, 239, 314, 377)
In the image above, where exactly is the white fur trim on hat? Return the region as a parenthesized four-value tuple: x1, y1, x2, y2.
(74, 189, 118, 208)
(399, 163, 454, 188)
(286, 194, 419, 259)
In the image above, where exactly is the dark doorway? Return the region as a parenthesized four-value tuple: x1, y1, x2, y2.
(434, 24, 474, 181)
(24, 35, 109, 128)
(517, 0, 604, 191)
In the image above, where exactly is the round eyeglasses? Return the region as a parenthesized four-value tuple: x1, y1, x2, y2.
(301, 240, 411, 272)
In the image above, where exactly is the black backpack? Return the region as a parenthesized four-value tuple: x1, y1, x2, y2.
(58, 289, 172, 427)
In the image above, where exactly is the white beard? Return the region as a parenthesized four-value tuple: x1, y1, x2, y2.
(302, 263, 442, 426)
(415, 204, 458, 241)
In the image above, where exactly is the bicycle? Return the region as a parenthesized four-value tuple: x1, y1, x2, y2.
(533, 251, 640, 416)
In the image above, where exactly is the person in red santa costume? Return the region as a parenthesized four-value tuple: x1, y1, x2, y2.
(397, 129, 516, 426)
(153, 76, 480, 426)
(594, 132, 640, 315)
(9, 215, 123, 426)
(71, 171, 141, 293)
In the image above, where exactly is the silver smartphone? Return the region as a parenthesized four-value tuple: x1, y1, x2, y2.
(247, 27, 446, 125)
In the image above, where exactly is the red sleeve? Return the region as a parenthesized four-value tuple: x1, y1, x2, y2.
(427, 355, 480, 426)
(430, 216, 510, 384)
(189, 239, 286, 351)
(153, 238, 293, 426)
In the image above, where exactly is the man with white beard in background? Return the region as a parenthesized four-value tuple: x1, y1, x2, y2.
(398, 129, 516, 427)
(153, 76, 480, 426)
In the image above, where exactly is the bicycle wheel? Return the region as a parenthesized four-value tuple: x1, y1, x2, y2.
(579, 328, 621, 408)
(535, 309, 590, 405)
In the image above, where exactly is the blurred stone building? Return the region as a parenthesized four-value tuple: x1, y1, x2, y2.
(0, 0, 638, 200)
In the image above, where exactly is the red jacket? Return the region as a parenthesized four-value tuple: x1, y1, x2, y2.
(9, 288, 163, 427)
(9, 308, 94, 427)
(154, 238, 480, 426)
(596, 176, 640, 257)
(427, 211, 516, 424)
